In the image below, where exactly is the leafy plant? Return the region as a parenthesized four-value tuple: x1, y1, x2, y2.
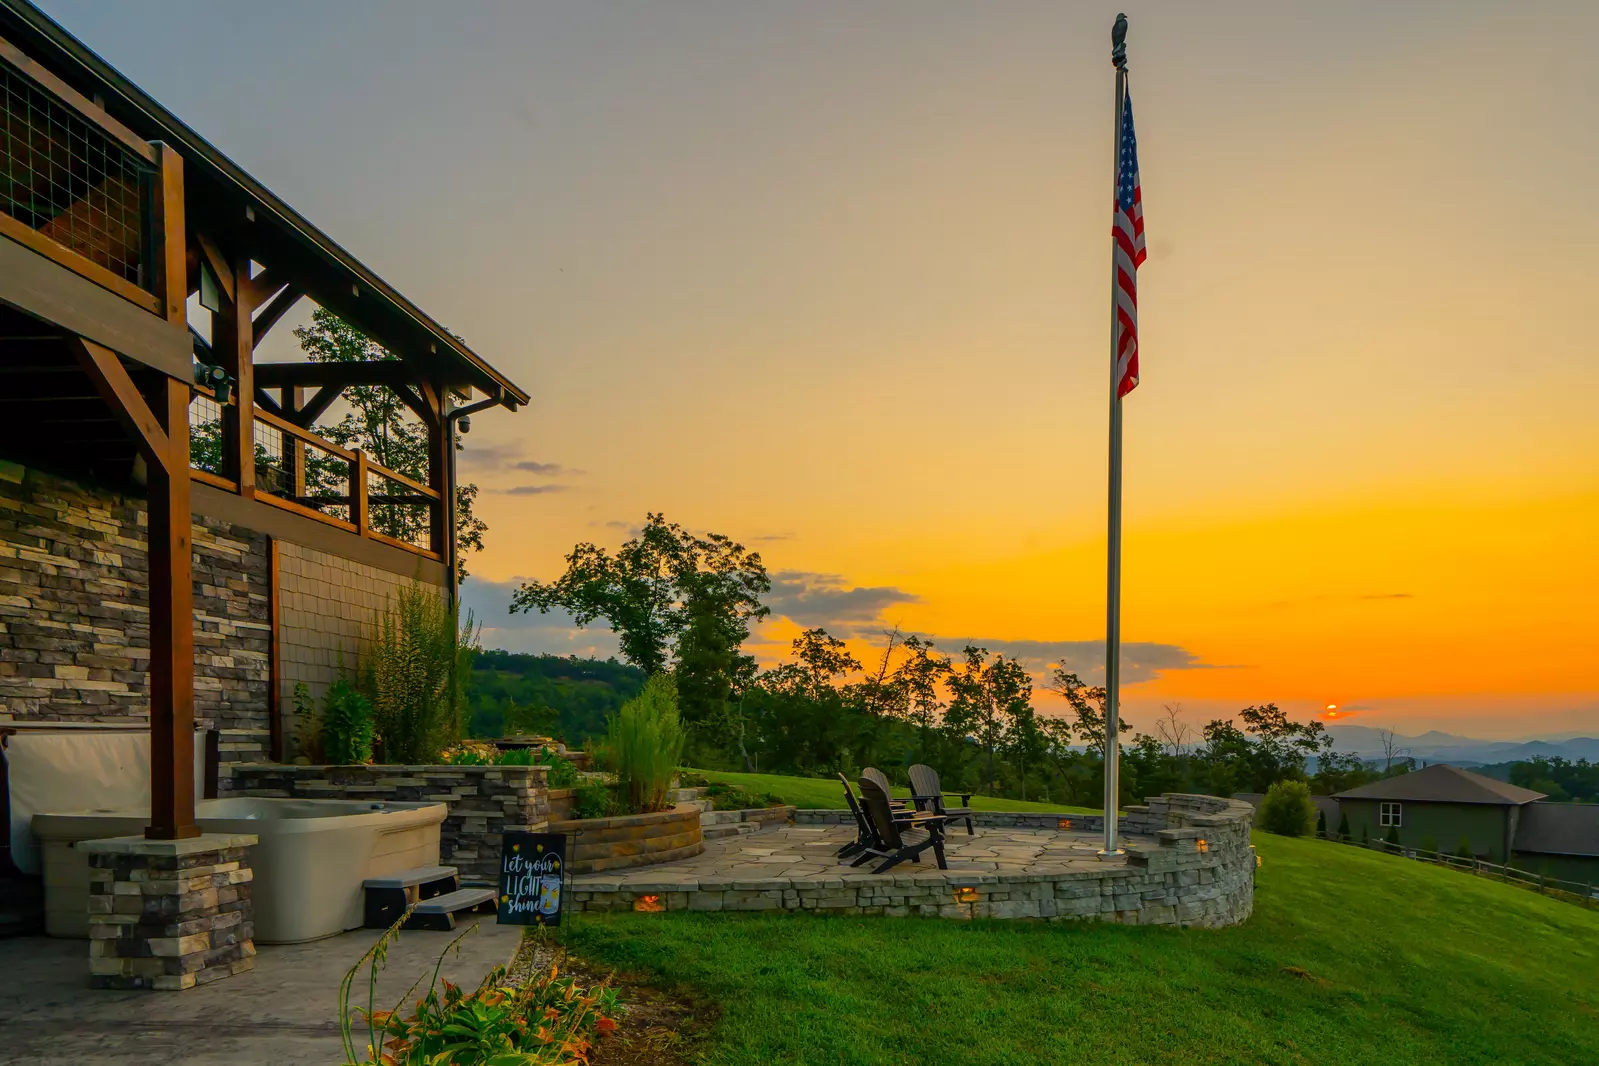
(339, 918, 617, 1065)
(291, 681, 324, 763)
(1455, 836, 1474, 859)
(324, 679, 376, 765)
(1336, 810, 1351, 841)
(1385, 824, 1401, 847)
(605, 674, 686, 813)
(705, 782, 784, 811)
(1421, 834, 1439, 857)
(367, 581, 479, 764)
(1258, 780, 1317, 837)
(572, 783, 624, 820)
(537, 747, 580, 787)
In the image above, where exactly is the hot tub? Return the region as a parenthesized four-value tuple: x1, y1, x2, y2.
(33, 797, 447, 943)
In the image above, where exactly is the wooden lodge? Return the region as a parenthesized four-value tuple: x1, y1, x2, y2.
(0, 0, 528, 842)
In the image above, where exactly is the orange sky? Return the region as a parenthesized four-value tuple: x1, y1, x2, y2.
(49, 1, 1599, 737)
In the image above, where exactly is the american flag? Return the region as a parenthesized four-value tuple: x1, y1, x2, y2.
(1113, 90, 1146, 398)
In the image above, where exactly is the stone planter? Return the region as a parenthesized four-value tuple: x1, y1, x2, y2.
(550, 803, 703, 874)
(224, 763, 549, 884)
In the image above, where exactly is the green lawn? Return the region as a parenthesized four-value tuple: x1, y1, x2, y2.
(562, 832, 1599, 1065)
(684, 767, 1099, 814)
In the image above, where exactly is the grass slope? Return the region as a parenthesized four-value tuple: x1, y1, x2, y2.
(565, 832, 1599, 1065)
(686, 768, 1098, 814)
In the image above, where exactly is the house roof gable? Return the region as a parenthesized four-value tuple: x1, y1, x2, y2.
(1333, 763, 1546, 805)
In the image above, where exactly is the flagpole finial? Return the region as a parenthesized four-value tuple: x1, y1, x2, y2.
(1111, 13, 1129, 70)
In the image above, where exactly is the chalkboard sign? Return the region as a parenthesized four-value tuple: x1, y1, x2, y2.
(497, 832, 567, 926)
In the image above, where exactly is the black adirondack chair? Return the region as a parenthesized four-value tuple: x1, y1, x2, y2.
(861, 767, 910, 811)
(852, 775, 948, 874)
(908, 763, 975, 836)
(837, 772, 875, 858)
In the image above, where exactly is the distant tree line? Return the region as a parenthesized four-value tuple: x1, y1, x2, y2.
(507, 514, 1401, 803)
(1503, 756, 1599, 803)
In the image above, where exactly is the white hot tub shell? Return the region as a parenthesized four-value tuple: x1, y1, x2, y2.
(32, 797, 447, 943)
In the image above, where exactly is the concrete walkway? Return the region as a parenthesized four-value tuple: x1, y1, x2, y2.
(0, 919, 523, 1065)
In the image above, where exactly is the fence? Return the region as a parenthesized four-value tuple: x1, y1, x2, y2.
(1323, 832, 1598, 909)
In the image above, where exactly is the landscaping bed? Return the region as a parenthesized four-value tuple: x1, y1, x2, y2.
(550, 803, 704, 874)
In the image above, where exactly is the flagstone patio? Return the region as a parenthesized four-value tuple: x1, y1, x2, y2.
(570, 793, 1258, 926)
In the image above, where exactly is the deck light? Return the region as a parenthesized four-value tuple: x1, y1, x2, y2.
(1058, 818, 1074, 830)
(633, 895, 664, 913)
(953, 886, 980, 904)
(1195, 839, 1209, 853)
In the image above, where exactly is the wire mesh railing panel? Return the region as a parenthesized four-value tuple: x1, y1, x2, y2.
(188, 394, 225, 474)
(365, 465, 434, 548)
(1, 58, 154, 287)
(299, 436, 352, 524)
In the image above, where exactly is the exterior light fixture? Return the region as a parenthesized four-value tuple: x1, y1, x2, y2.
(1058, 818, 1074, 830)
(194, 362, 231, 404)
(633, 895, 664, 913)
(1195, 838, 1209, 853)
(953, 886, 980, 904)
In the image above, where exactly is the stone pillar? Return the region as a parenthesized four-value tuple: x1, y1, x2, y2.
(80, 833, 258, 991)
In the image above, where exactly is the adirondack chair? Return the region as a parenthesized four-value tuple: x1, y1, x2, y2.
(861, 767, 910, 811)
(852, 776, 949, 874)
(837, 772, 874, 858)
(908, 763, 975, 836)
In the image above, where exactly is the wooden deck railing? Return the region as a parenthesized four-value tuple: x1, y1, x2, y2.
(189, 388, 441, 560)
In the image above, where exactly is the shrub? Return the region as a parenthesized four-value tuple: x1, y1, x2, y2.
(573, 782, 624, 820)
(1455, 836, 1474, 859)
(367, 583, 479, 764)
(1258, 780, 1317, 837)
(536, 746, 580, 787)
(322, 679, 375, 765)
(1385, 824, 1401, 847)
(706, 782, 784, 811)
(605, 674, 686, 814)
(290, 681, 323, 763)
(1421, 834, 1439, 857)
(1337, 810, 1351, 840)
(1316, 809, 1327, 837)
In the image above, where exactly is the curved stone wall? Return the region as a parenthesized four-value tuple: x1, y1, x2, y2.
(551, 804, 704, 874)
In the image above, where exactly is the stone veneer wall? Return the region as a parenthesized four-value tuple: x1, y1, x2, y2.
(275, 541, 436, 757)
(224, 763, 550, 884)
(0, 464, 271, 761)
(572, 793, 1257, 927)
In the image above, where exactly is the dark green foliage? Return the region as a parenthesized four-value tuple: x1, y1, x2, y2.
(704, 782, 784, 810)
(1504, 755, 1599, 802)
(465, 652, 646, 746)
(1421, 835, 1439, 857)
(322, 678, 375, 765)
(573, 782, 625, 820)
(1259, 780, 1317, 837)
(1386, 824, 1401, 847)
(1456, 836, 1475, 859)
(290, 310, 486, 578)
(1316, 808, 1327, 836)
(1337, 810, 1351, 840)
(1361, 825, 1370, 846)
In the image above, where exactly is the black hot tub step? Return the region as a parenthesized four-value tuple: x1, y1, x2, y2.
(404, 886, 499, 931)
(362, 866, 462, 928)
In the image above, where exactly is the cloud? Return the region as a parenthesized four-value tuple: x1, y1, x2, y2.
(512, 460, 584, 476)
(1359, 593, 1414, 600)
(459, 577, 622, 659)
(500, 484, 570, 495)
(763, 571, 920, 632)
(750, 533, 796, 542)
(929, 637, 1216, 686)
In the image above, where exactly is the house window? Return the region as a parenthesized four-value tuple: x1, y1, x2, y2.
(1380, 802, 1403, 827)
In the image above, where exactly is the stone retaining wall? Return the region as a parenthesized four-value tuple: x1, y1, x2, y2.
(224, 764, 549, 884)
(572, 793, 1256, 927)
(550, 804, 704, 874)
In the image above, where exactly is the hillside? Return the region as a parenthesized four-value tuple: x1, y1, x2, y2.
(564, 784, 1599, 1065)
(465, 651, 645, 744)
(687, 768, 1098, 813)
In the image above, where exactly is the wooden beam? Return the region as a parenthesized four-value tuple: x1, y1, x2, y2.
(393, 383, 435, 428)
(252, 284, 305, 347)
(238, 268, 288, 312)
(253, 387, 284, 418)
(145, 375, 199, 840)
(69, 338, 170, 468)
(425, 382, 448, 559)
(193, 232, 235, 308)
(253, 361, 416, 389)
(153, 146, 187, 326)
(214, 250, 257, 497)
(294, 383, 345, 427)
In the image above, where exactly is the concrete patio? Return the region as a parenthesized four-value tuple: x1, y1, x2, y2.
(0, 919, 522, 1065)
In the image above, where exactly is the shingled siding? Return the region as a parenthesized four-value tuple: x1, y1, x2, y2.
(275, 541, 437, 757)
(0, 463, 271, 761)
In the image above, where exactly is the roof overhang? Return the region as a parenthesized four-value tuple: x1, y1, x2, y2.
(0, 0, 529, 410)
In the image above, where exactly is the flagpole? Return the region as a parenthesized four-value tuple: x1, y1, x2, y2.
(1099, 13, 1130, 860)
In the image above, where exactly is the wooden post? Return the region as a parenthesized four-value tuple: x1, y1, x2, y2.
(145, 375, 198, 839)
(423, 383, 448, 558)
(150, 144, 185, 327)
(267, 536, 281, 762)
(351, 449, 369, 535)
(213, 249, 256, 497)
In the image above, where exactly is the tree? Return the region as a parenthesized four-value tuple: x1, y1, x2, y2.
(1337, 810, 1351, 841)
(1385, 824, 1401, 847)
(511, 514, 769, 695)
(945, 647, 1030, 796)
(1378, 726, 1409, 774)
(290, 309, 487, 578)
(1259, 780, 1316, 837)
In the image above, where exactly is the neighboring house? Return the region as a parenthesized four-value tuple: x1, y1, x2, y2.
(1509, 802, 1599, 884)
(0, 0, 527, 840)
(1334, 764, 1544, 863)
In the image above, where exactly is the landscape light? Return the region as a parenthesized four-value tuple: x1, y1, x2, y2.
(1058, 818, 1074, 830)
(953, 886, 980, 904)
(1195, 839, 1209, 853)
(633, 895, 664, 913)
